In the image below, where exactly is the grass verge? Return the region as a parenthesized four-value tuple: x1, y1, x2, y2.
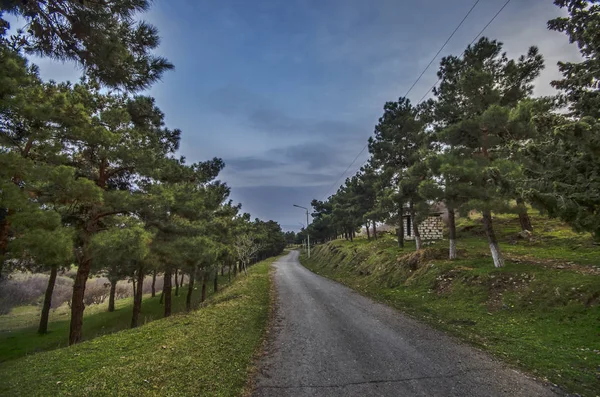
(300, 219, 600, 396)
(0, 257, 275, 396)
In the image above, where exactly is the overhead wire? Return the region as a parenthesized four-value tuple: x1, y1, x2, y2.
(417, 0, 512, 103)
(319, 0, 512, 202)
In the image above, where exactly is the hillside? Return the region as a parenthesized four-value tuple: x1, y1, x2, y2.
(301, 213, 600, 396)
(0, 257, 275, 396)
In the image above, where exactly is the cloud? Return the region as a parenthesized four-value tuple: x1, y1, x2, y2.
(282, 141, 347, 170)
(229, 185, 324, 230)
(222, 137, 368, 190)
(207, 86, 366, 138)
(225, 157, 285, 172)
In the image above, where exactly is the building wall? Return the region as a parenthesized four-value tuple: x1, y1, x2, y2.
(404, 215, 443, 241)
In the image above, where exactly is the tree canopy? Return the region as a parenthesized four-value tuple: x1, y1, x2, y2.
(302, 1, 599, 268)
(0, 3, 286, 345)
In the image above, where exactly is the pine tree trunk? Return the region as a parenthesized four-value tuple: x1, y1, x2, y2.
(516, 197, 533, 232)
(159, 282, 165, 304)
(448, 207, 457, 260)
(108, 278, 117, 312)
(366, 222, 371, 240)
(151, 270, 156, 297)
(164, 268, 172, 317)
(0, 211, 9, 280)
(410, 202, 422, 250)
(213, 267, 218, 293)
(186, 266, 195, 312)
(373, 222, 377, 240)
(69, 258, 91, 345)
(201, 271, 207, 303)
(131, 266, 144, 328)
(349, 230, 354, 242)
(397, 217, 405, 248)
(180, 272, 184, 288)
(38, 264, 58, 334)
(132, 276, 136, 301)
(482, 210, 505, 268)
(174, 268, 179, 296)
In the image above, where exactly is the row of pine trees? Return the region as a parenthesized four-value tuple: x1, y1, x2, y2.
(0, 1, 286, 345)
(303, 1, 599, 268)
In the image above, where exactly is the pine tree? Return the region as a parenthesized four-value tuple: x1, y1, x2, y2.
(369, 97, 431, 250)
(521, 1, 600, 239)
(1, 0, 173, 90)
(432, 38, 544, 267)
(55, 85, 180, 344)
(0, 47, 83, 331)
(89, 219, 152, 326)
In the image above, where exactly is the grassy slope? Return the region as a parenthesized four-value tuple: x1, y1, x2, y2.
(0, 257, 274, 396)
(301, 214, 600, 397)
(0, 274, 232, 362)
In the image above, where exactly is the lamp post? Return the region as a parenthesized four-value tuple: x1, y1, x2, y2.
(293, 204, 310, 258)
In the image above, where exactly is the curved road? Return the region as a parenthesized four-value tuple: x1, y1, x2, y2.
(253, 251, 558, 397)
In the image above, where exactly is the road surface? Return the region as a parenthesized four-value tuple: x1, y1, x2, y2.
(253, 251, 558, 397)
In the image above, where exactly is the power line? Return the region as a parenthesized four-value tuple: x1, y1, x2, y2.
(319, 0, 480, 201)
(320, 145, 368, 201)
(417, 0, 512, 103)
(403, 0, 481, 99)
(320, 0, 512, 202)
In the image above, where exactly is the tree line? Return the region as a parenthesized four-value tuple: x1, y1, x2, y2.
(305, 0, 599, 268)
(0, 0, 285, 345)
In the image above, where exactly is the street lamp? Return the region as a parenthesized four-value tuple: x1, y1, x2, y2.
(293, 204, 310, 258)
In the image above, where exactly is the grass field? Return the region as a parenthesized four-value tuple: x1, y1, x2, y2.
(0, 273, 232, 362)
(301, 213, 600, 397)
(0, 257, 275, 396)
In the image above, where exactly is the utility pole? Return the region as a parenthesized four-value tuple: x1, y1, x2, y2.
(293, 204, 310, 258)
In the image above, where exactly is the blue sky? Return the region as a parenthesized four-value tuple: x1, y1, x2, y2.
(18, 0, 581, 230)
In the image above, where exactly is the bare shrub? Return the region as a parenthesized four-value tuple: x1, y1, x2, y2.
(0, 273, 75, 314)
(0, 275, 42, 314)
(115, 280, 131, 300)
(59, 267, 78, 279)
(141, 274, 187, 295)
(83, 278, 109, 306)
(50, 276, 73, 308)
(0, 271, 169, 315)
(146, 275, 165, 295)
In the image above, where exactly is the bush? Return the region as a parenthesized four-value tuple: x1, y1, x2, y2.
(49, 276, 72, 309)
(0, 271, 179, 315)
(82, 278, 109, 306)
(0, 273, 73, 314)
(82, 278, 133, 306)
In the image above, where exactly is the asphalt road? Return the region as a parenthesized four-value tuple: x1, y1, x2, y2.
(253, 251, 559, 397)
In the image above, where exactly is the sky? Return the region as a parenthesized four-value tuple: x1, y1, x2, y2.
(16, 0, 582, 231)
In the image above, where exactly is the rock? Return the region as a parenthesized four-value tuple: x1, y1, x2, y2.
(517, 230, 532, 240)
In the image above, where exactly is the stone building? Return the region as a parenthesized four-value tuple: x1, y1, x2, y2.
(402, 212, 444, 241)
(361, 203, 446, 241)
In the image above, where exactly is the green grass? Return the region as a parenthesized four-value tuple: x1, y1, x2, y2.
(0, 257, 275, 396)
(301, 213, 600, 397)
(0, 274, 233, 362)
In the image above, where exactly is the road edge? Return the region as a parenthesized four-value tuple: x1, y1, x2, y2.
(243, 252, 284, 397)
